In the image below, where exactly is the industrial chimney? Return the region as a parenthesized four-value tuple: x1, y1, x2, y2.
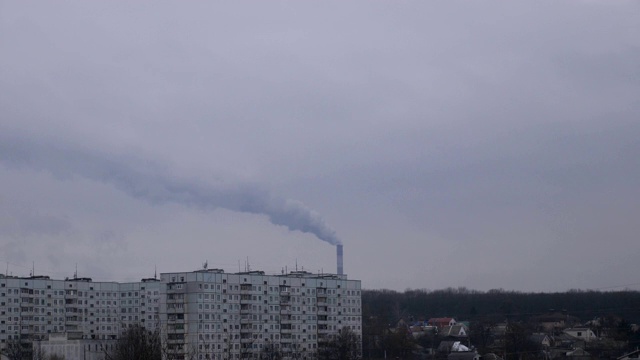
(336, 244, 343, 275)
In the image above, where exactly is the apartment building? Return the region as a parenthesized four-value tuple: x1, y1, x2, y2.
(1, 269, 361, 360)
(0, 274, 161, 349)
(160, 269, 361, 360)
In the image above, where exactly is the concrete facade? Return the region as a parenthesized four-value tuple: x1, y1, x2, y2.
(160, 270, 361, 359)
(1, 269, 361, 360)
(38, 333, 116, 360)
(0, 274, 160, 359)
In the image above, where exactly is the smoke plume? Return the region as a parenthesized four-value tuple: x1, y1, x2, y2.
(0, 133, 342, 246)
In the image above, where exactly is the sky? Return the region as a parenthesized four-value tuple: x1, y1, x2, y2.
(1, 1, 639, 292)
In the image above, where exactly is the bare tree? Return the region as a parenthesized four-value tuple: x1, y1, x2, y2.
(469, 316, 500, 354)
(161, 340, 198, 360)
(259, 341, 282, 360)
(1, 338, 28, 360)
(319, 327, 361, 360)
(103, 324, 162, 360)
(31, 342, 47, 360)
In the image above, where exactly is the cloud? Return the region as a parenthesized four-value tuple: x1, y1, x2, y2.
(0, 200, 72, 238)
(1, 1, 639, 290)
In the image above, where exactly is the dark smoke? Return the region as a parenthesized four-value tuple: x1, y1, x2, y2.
(0, 133, 342, 246)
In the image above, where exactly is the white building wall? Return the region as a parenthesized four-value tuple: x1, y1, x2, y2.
(39, 337, 116, 360)
(160, 270, 362, 360)
(1, 269, 361, 360)
(0, 275, 160, 355)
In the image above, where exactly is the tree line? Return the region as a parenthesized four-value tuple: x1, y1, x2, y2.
(363, 287, 640, 325)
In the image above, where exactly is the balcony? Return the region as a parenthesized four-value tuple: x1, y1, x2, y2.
(168, 326, 185, 334)
(167, 318, 185, 324)
(166, 287, 185, 294)
(166, 337, 185, 344)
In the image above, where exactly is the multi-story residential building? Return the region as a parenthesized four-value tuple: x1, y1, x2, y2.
(1, 269, 361, 360)
(160, 269, 362, 360)
(0, 274, 160, 357)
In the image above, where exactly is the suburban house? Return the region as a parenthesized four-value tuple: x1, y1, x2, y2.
(438, 341, 459, 354)
(429, 317, 457, 328)
(530, 312, 580, 332)
(554, 333, 586, 350)
(409, 324, 437, 338)
(439, 325, 468, 338)
(564, 327, 598, 342)
(528, 333, 552, 348)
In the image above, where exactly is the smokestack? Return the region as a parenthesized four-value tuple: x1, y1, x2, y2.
(336, 244, 343, 275)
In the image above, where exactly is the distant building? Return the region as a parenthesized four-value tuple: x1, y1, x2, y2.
(439, 325, 468, 338)
(530, 312, 580, 332)
(0, 275, 161, 343)
(528, 333, 551, 348)
(563, 327, 597, 342)
(428, 317, 456, 329)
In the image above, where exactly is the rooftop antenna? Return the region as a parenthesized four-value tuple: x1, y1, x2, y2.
(74, 263, 78, 279)
(154, 264, 157, 280)
(31, 261, 35, 277)
(6, 262, 9, 277)
(295, 259, 298, 272)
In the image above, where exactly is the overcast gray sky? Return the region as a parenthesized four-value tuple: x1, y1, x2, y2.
(1, 1, 639, 292)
